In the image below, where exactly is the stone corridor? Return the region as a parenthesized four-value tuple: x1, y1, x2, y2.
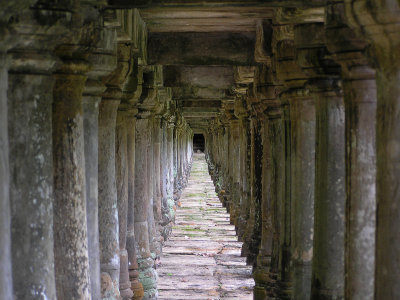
(158, 153, 254, 300)
(1, 1, 400, 300)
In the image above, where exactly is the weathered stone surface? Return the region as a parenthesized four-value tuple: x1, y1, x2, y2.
(0, 52, 12, 300)
(99, 99, 121, 300)
(148, 32, 255, 66)
(8, 59, 57, 300)
(53, 63, 91, 300)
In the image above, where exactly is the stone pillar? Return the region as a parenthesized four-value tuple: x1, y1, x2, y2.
(98, 98, 121, 299)
(160, 122, 171, 235)
(52, 55, 91, 299)
(116, 109, 134, 299)
(146, 115, 158, 260)
(229, 119, 240, 227)
(266, 105, 285, 298)
(242, 105, 263, 266)
(8, 51, 57, 299)
(82, 22, 117, 299)
(287, 89, 315, 300)
(236, 100, 250, 241)
(0, 52, 12, 300)
(311, 81, 345, 300)
(293, 20, 346, 299)
(344, 2, 400, 297)
(135, 116, 157, 299)
(167, 122, 175, 206)
(126, 111, 144, 300)
(83, 92, 102, 300)
(153, 115, 163, 254)
(253, 111, 273, 300)
(325, 3, 377, 299)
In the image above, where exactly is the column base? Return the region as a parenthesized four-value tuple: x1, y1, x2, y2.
(137, 257, 158, 299)
(101, 272, 121, 300)
(120, 249, 134, 299)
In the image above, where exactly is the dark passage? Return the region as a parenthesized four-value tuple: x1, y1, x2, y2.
(193, 134, 205, 152)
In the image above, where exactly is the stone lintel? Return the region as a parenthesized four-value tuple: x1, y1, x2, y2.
(148, 32, 256, 66)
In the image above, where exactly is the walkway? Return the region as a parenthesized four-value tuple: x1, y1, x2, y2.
(157, 153, 254, 299)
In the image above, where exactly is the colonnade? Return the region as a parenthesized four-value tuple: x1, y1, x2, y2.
(1, 0, 400, 299)
(0, 4, 192, 300)
(205, 2, 400, 300)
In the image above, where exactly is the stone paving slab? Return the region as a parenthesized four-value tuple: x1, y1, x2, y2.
(158, 153, 254, 299)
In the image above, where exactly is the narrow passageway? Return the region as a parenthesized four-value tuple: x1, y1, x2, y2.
(158, 153, 254, 299)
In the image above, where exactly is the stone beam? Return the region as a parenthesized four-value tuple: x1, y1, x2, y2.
(180, 100, 222, 108)
(148, 32, 256, 65)
(172, 87, 232, 100)
(164, 66, 234, 89)
(182, 111, 218, 118)
(108, 1, 325, 9)
(182, 107, 221, 113)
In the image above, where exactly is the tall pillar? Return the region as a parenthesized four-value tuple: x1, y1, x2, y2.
(266, 105, 285, 298)
(98, 32, 134, 299)
(0, 51, 12, 300)
(98, 98, 121, 299)
(229, 119, 240, 227)
(253, 109, 273, 300)
(325, 3, 377, 298)
(292, 20, 346, 299)
(160, 121, 171, 237)
(312, 81, 345, 300)
(116, 109, 134, 299)
(344, 1, 400, 297)
(135, 116, 157, 299)
(126, 111, 144, 300)
(236, 98, 250, 241)
(242, 105, 263, 265)
(147, 114, 158, 259)
(287, 89, 315, 300)
(52, 55, 91, 300)
(153, 114, 163, 255)
(167, 121, 175, 210)
(8, 50, 57, 300)
(82, 23, 118, 299)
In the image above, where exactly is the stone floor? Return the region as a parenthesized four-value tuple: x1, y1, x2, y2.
(157, 153, 254, 300)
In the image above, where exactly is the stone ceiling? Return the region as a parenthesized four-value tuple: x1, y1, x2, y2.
(108, 0, 322, 131)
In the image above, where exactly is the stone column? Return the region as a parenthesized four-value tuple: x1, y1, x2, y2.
(236, 100, 250, 241)
(135, 116, 157, 299)
(266, 105, 285, 298)
(146, 114, 158, 260)
(52, 54, 91, 299)
(253, 110, 273, 300)
(126, 111, 144, 300)
(160, 122, 171, 236)
(286, 89, 315, 300)
(242, 105, 263, 265)
(293, 21, 346, 299)
(116, 109, 134, 299)
(82, 23, 118, 299)
(326, 3, 377, 299)
(153, 115, 163, 255)
(0, 51, 12, 300)
(8, 50, 57, 299)
(344, 1, 400, 297)
(167, 121, 175, 207)
(83, 91, 102, 300)
(229, 119, 240, 227)
(98, 98, 121, 299)
(311, 81, 345, 300)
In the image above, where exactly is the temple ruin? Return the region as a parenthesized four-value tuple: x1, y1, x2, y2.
(1, 0, 399, 299)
